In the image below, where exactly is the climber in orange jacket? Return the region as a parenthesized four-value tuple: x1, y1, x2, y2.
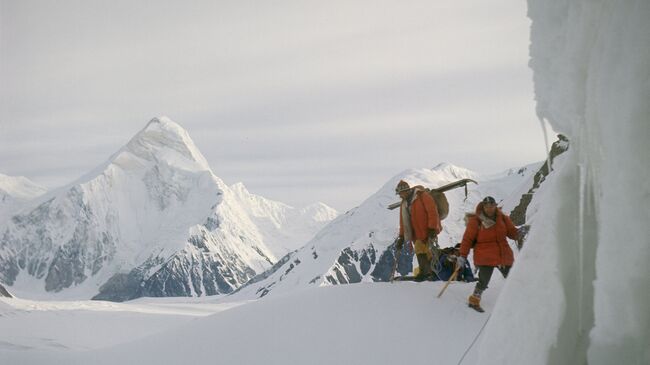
(457, 196, 519, 312)
(395, 180, 442, 281)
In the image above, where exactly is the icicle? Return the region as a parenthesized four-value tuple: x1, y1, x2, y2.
(578, 163, 586, 333)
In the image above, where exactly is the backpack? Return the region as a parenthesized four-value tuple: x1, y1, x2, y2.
(427, 189, 449, 221)
(387, 178, 476, 217)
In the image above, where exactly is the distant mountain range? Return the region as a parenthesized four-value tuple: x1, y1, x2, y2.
(0, 117, 337, 301)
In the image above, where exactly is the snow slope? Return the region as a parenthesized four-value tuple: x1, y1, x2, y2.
(0, 280, 506, 365)
(478, 1, 650, 364)
(0, 117, 337, 301)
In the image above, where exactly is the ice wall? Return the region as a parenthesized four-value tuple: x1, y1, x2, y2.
(478, 1, 650, 364)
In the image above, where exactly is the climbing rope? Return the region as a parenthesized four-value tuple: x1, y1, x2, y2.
(428, 237, 443, 275)
(457, 312, 493, 365)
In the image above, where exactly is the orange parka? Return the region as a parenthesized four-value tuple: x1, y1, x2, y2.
(459, 202, 518, 266)
(399, 187, 442, 241)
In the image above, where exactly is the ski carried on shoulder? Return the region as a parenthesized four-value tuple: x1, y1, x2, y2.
(387, 178, 478, 210)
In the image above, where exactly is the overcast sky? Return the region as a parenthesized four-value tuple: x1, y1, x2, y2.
(0, 0, 551, 211)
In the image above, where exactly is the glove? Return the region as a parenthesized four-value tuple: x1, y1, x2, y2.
(456, 256, 467, 270)
(516, 238, 524, 250)
(516, 225, 529, 250)
(396, 237, 404, 250)
(427, 229, 437, 241)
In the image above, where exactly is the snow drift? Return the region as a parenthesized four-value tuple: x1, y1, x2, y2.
(0, 281, 501, 365)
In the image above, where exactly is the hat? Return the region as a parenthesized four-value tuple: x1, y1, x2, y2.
(395, 180, 411, 194)
(482, 196, 497, 205)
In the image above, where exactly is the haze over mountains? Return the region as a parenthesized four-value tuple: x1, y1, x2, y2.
(0, 117, 338, 301)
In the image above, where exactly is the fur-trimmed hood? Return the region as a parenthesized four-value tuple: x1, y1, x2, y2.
(474, 202, 505, 218)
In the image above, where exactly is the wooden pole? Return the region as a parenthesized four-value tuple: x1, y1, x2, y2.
(437, 266, 461, 298)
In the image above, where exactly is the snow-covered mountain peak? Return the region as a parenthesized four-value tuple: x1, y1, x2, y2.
(0, 174, 46, 202)
(0, 173, 47, 221)
(119, 116, 210, 172)
(226, 181, 339, 257)
(229, 182, 292, 215)
(229, 182, 338, 222)
(299, 202, 339, 222)
(0, 117, 339, 301)
(230, 182, 274, 202)
(383, 165, 476, 195)
(430, 162, 478, 180)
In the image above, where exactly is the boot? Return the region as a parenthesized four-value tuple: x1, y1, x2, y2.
(468, 294, 484, 312)
(414, 254, 433, 282)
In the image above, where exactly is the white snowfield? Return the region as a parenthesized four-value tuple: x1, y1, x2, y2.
(0, 279, 508, 365)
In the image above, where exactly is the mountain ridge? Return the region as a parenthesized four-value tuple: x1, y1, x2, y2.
(0, 117, 337, 301)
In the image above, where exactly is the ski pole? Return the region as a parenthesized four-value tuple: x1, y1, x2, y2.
(437, 266, 461, 298)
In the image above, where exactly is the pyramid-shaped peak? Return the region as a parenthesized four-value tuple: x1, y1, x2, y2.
(138, 116, 196, 146)
(143, 116, 187, 135)
(123, 117, 211, 171)
(300, 202, 339, 221)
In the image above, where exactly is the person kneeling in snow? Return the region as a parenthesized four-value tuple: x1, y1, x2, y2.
(457, 196, 519, 312)
(395, 180, 442, 282)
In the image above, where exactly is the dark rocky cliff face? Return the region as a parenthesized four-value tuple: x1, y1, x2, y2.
(510, 135, 569, 226)
(93, 230, 259, 302)
(1, 188, 117, 293)
(324, 243, 414, 285)
(237, 241, 416, 300)
(0, 282, 12, 298)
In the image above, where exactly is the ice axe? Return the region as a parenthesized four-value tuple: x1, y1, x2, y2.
(437, 264, 461, 298)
